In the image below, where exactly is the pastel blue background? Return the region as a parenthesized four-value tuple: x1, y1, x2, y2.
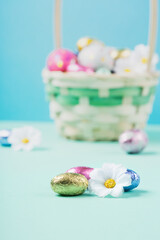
(0, 0, 160, 123)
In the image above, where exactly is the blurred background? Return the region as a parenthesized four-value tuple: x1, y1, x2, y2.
(0, 0, 160, 123)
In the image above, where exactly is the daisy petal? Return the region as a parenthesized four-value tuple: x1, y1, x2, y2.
(102, 163, 116, 179)
(89, 168, 106, 183)
(110, 184, 123, 197)
(23, 144, 34, 151)
(12, 144, 23, 151)
(116, 173, 131, 187)
(113, 165, 127, 180)
(89, 180, 111, 197)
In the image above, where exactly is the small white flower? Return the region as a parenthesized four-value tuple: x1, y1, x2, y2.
(114, 44, 159, 74)
(114, 56, 135, 74)
(8, 126, 41, 151)
(132, 44, 159, 73)
(89, 163, 131, 198)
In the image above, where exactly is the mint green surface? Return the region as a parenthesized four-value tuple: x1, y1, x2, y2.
(1, 122, 160, 240)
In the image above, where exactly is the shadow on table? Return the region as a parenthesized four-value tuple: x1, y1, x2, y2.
(55, 190, 150, 199)
(140, 151, 158, 156)
(121, 189, 150, 198)
(38, 190, 150, 199)
(56, 193, 96, 198)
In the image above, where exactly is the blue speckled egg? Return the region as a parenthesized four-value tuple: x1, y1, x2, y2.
(124, 169, 140, 192)
(0, 129, 11, 147)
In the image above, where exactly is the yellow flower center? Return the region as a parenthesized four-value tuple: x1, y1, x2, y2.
(124, 68, 131, 73)
(57, 60, 63, 68)
(101, 57, 105, 62)
(104, 179, 116, 188)
(21, 138, 29, 144)
(141, 57, 148, 64)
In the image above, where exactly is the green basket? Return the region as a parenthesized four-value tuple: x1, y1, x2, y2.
(43, 70, 158, 140)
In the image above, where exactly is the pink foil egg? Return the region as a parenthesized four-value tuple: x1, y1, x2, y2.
(67, 63, 94, 73)
(66, 166, 94, 180)
(47, 49, 77, 72)
(119, 129, 148, 154)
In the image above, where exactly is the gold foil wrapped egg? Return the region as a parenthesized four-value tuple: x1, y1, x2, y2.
(77, 37, 93, 51)
(51, 173, 88, 196)
(110, 48, 131, 60)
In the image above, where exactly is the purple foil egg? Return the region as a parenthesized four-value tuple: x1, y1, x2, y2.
(119, 129, 148, 154)
(66, 166, 94, 180)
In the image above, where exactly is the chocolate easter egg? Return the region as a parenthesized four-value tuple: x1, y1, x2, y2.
(124, 169, 140, 191)
(51, 173, 88, 196)
(47, 49, 77, 72)
(78, 43, 105, 70)
(0, 129, 11, 147)
(66, 167, 94, 180)
(111, 49, 131, 60)
(78, 44, 114, 70)
(77, 37, 93, 51)
(119, 129, 148, 154)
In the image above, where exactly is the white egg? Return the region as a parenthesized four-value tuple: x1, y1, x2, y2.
(101, 46, 115, 70)
(78, 43, 105, 70)
(78, 43, 114, 70)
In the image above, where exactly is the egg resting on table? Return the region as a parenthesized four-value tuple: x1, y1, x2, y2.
(66, 166, 94, 180)
(119, 129, 148, 154)
(47, 49, 77, 72)
(51, 173, 88, 196)
(0, 129, 11, 147)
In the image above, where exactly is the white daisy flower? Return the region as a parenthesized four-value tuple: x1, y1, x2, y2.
(132, 44, 159, 73)
(114, 55, 135, 74)
(114, 44, 159, 74)
(89, 163, 131, 198)
(8, 126, 41, 151)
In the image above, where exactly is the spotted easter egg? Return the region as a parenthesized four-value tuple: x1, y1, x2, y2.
(51, 173, 88, 196)
(78, 43, 104, 70)
(47, 49, 77, 72)
(77, 37, 93, 51)
(78, 43, 114, 70)
(0, 129, 11, 147)
(66, 166, 94, 180)
(111, 48, 131, 60)
(66, 63, 94, 73)
(119, 129, 148, 154)
(124, 169, 140, 192)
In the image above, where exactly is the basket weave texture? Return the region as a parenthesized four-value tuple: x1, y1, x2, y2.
(43, 69, 158, 141)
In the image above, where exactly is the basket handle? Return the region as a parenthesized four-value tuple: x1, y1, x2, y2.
(54, 0, 158, 73)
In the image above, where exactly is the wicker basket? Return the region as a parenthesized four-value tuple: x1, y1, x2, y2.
(43, 0, 159, 141)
